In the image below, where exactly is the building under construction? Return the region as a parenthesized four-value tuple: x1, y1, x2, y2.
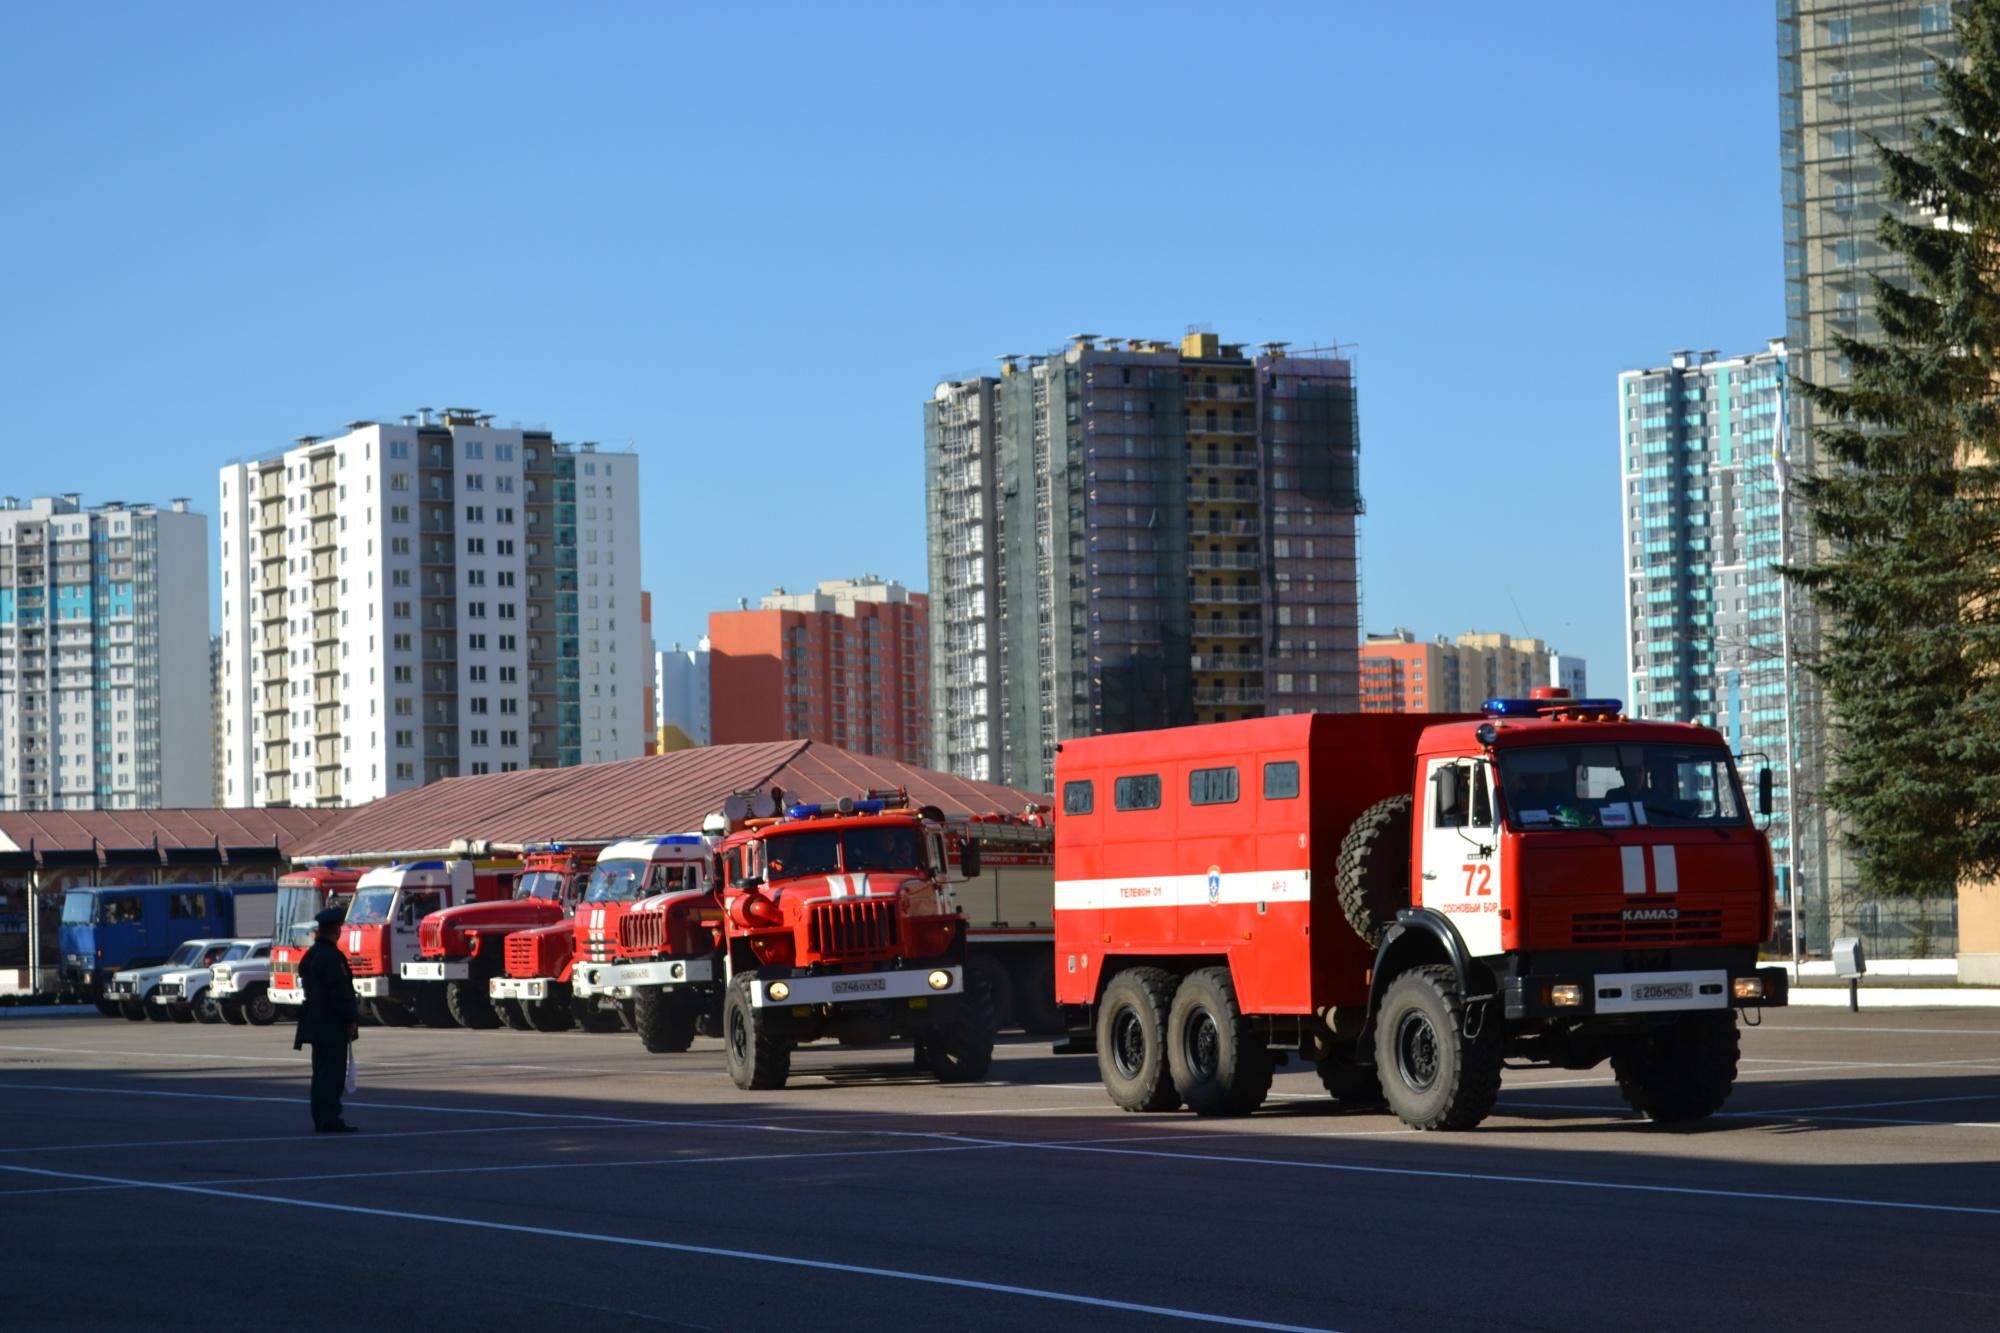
(925, 331, 1361, 790)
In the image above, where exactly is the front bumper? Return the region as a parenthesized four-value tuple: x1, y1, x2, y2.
(351, 976, 393, 999)
(270, 983, 303, 1006)
(491, 976, 557, 1002)
(572, 957, 715, 998)
(1504, 964, 1788, 1022)
(748, 964, 961, 1009)
(401, 960, 470, 982)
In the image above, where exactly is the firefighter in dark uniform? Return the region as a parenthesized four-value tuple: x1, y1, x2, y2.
(294, 906, 360, 1133)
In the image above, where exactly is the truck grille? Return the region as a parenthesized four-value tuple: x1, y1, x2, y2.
(419, 918, 445, 953)
(806, 898, 899, 961)
(157, 983, 182, 998)
(273, 960, 296, 980)
(619, 910, 664, 956)
(505, 931, 565, 977)
(1571, 907, 1725, 947)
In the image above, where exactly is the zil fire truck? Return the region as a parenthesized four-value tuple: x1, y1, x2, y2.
(1052, 695, 1787, 1130)
(341, 861, 512, 1027)
(269, 865, 365, 1012)
(711, 792, 995, 1090)
(485, 844, 602, 1031)
(400, 848, 591, 1030)
(569, 835, 720, 1044)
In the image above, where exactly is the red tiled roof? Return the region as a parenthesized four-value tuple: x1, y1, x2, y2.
(293, 741, 1047, 860)
(0, 807, 343, 857)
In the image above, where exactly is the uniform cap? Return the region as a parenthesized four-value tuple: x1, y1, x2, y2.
(314, 907, 346, 929)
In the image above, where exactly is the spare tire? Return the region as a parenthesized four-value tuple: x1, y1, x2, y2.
(1336, 793, 1413, 947)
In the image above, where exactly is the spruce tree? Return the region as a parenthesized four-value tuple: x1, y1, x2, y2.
(1786, 0, 2000, 898)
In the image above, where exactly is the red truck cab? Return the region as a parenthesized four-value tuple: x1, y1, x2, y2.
(342, 861, 512, 1027)
(486, 845, 601, 1031)
(269, 866, 364, 1011)
(569, 835, 719, 1042)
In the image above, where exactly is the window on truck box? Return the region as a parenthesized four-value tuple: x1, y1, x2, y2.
(1263, 761, 1300, 800)
(1188, 766, 1239, 805)
(169, 892, 207, 920)
(1062, 780, 1094, 815)
(1114, 775, 1161, 811)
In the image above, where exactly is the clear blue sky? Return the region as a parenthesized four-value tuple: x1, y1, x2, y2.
(0, 2, 1780, 696)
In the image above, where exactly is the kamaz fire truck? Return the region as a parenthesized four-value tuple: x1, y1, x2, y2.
(485, 844, 602, 1031)
(341, 861, 512, 1027)
(269, 865, 364, 1012)
(568, 835, 720, 1044)
(712, 792, 995, 1090)
(401, 849, 589, 1030)
(1053, 694, 1787, 1130)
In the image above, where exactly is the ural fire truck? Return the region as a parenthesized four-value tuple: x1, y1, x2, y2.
(402, 850, 587, 1030)
(341, 861, 512, 1027)
(1053, 696, 1787, 1130)
(569, 835, 719, 1044)
(270, 866, 364, 1012)
(487, 845, 602, 1031)
(712, 793, 994, 1090)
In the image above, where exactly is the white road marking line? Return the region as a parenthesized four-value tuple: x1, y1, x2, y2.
(0, 1121, 612, 1157)
(1746, 1091, 2000, 1116)
(1751, 1025, 2000, 1037)
(0, 1162, 1337, 1333)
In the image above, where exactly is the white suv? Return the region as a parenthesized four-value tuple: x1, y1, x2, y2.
(209, 940, 279, 1026)
(107, 939, 234, 1022)
(154, 939, 269, 1025)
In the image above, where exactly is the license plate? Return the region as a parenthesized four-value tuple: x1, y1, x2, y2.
(1634, 981, 1693, 1002)
(831, 978, 887, 995)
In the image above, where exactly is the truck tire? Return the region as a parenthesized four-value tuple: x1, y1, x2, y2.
(1337, 794, 1413, 947)
(412, 986, 455, 1029)
(1012, 950, 1064, 1036)
(219, 999, 248, 1026)
(94, 998, 122, 1018)
(169, 1004, 196, 1024)
(634, 986, 697, 1053)
(369, 998, 415, 1028)
(966, 954, 1015, 1033)
(194, 996, 223, 1024)
(121, 1002, 147, 1021)
(1166, 966, 1272, 1116)
(496, 999, 533, 1031)
(919, 964, 996, 1083)
(1095, 967, 1183, 1113)
(521, 987, 575, 1033)
(145, 1003, 173, 1022)
(1315, 1048, 1385, 1108)
(723, 971, 790, 1091)
(572, 997, 624, 1033)
(1374, 964, 1501, 1131)
(243, 986, 277, 1027)
(1611, 1011, 1740, 1123)
(445, 980, 501, 1030)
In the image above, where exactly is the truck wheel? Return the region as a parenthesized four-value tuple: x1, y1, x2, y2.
(723, 971, 791, 1091)
(412, 987, 455, 1029)
(219, 999, 248, 1026)
(243, 987, 277, 1027)
(445, 980, 501, 1030)
(497, 999, 533, 1031)
(634, 986, 697, 1053)
(966, 954, 1015, 1033)
(919, 965, 997, 1083)
(522, 987, 575, 1033)
(194, 997, 224, 1025)
(368, 998, 414, 1028)
(121, 1001, 147, 1022)
(1374, 964, 1501, 1131)
(1013, 950, 1064, 1036)
(1611, 1011, 1740, 1123)
(94, 998, 122, 1018)
(572, 997, 624, 1033)
(696, 993, 725, 1041)
(1315, 1048, 1385, 1108)
(1095, 967, 1183, 1113)
(169, 1004, 196, 1024)
(1337, 794, 1413, 947)
(1167, 967, 1272, 1116)
(145, 1003, 173, 1022)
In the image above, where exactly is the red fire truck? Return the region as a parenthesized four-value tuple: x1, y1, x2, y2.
(712, 792, 994, 1090)
(401, 848, 590, 1030)
(341, 861, 513, 1027)
(569, 835, 721, 1044)
(268, 865, 365, 1013)
(1053, 696, 1786, 1130)
(486, 844, 603, 1031)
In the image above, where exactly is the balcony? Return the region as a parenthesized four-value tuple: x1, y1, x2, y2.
(1188, 550, 1260, 571)
(1193, 687, 1265, 707)
(1188, 454, 1258, 472)
(1190, 653, 1262, 672)
(1195, 619, 1262, 639)
(1188, 586, 1262, 604)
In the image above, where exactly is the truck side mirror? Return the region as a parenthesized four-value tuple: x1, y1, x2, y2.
(1435, 766, 1462, 819)
(1758, 767, 1774, 817)
(732, 875, 763, 891)
(960, 840, 982, 881)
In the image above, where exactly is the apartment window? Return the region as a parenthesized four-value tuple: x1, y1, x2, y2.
(388, 440, 409, 459)
(467, 569, 486, 587)
(497, 507, 515, 525)
(391, 473, 410, 491)
(497, 539, 515, 556)
(395, 762, 415, 780)
(471, 729, 489, 746)
(498, 603, 517, 620)
(467, 537, 485, 555)
(464, 441, 484, 459)
(468, 602, 486, 619)
(393, 698, 412, 716)
(465, 506, 484, 523)
(390, 505, 410, 524)
(469, 634, 488, 650)
(471, 697, 489, 714)
(495, 443, 514, 461)
(1825, 16, 1850, 44)
(464, 473, 484, 491)
(499, 634, 516, 651)
(501, 729, 519, 747)
(1920, 4, 1951, 34)
(393, 601, 411, 619)
(1830, 128, 1856, 157)
(392, 665, 412, 683)
(499, 697, 518, 714)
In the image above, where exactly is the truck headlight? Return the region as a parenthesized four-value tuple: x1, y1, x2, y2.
(927, 970, 952, 991)
(767, 981, 791, 1002)
(1548, 984, 1582, 1008)
(1732, 977, 1764, 1000)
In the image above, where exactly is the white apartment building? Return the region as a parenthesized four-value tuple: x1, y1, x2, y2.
(0, 494, 211, 810)
(218, 409, 645, 808)
(655, 637, 710, 748)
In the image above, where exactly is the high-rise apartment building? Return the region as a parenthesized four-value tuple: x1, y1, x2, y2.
(708, 578, 929, 763)
(1619, 342, 1793, 895)
(218, 410, 645, 808)
(1779, 2, 1960, 933)
(0, 495, 212, 810)
(1358, 628, 1585, 714)
(926, 332, 1361, 790)
(656, 637, 711, 750)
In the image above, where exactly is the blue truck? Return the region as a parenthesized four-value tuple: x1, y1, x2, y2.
(58, 883, 277, 1014)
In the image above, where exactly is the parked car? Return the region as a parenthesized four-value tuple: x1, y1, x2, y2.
(153, 939, 267, 1024)
(105, 939, 235, 1021)
(209, 940, 279, 1026)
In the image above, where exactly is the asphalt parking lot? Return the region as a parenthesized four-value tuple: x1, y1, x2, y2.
(2, 1009, 1997, 1331)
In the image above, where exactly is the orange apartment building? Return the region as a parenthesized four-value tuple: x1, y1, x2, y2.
(707, 577, 931, 763)
(1359, 628, 1584, 713)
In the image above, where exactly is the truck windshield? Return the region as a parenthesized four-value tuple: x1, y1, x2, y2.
(763, 830, 840, 881)
(285, 922, 317, 949)
(516, 871, 567, 901)
(584, 860, 649, 903)
(61, 894, 95, 925)
(1498, 743, 1745, 831)
(345, 888, 397, 925)
(840, 826, 926, 873)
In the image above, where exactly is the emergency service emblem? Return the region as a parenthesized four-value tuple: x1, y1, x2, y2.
(1207, 865, 1222, 903)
